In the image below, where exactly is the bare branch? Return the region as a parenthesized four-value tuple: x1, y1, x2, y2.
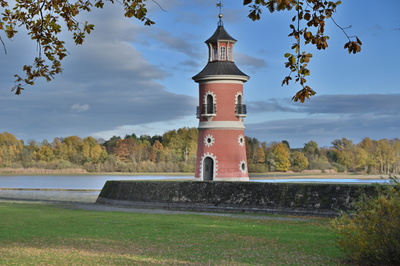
(151, 0, 166, 12)
(0, 36, 7, 54)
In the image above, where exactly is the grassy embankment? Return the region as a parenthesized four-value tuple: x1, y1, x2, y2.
(0, 202, 343, 265)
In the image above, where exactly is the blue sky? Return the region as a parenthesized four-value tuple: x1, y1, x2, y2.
(0, 0, 399, 148)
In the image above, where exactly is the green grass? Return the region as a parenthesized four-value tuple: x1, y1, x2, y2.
(0, 203, 343, 265)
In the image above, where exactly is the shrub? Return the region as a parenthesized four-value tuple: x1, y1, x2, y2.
(308, 159, 332, 171)
(332, 176, 400, 265)
(248, 163, 267, 173)
(331, 162, 347, 173)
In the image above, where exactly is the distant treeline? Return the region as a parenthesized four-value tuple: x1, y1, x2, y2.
(0, 129, 399, 174)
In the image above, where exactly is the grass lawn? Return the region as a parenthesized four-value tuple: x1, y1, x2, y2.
(0, 202, 343, 265)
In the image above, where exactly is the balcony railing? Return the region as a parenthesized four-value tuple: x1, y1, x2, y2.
(235, 104, 247, 115)
(197, 104, 216, 118)
(202, 104, 216, 115)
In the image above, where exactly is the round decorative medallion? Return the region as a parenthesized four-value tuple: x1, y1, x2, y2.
(204, 134, 215, 147)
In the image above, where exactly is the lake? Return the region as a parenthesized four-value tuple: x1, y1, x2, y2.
(0, 175, 392, 190)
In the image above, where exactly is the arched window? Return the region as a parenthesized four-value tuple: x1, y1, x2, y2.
(237, 94, 243, 105)
(235, 94, 246, 115)
(206, 94, 214, 114)
(220, 46, 226, 60)
(227, 46, 232, 61)
(213, 46, 218, 61)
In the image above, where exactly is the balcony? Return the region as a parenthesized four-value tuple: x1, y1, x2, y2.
(196, 104, 216, 119)
(235, 104, 247, 117)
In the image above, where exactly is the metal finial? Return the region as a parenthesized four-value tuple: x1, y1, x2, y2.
(217, 1, 223, 26)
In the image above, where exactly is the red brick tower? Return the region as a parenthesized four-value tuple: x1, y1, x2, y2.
(193, 18, 249, 181)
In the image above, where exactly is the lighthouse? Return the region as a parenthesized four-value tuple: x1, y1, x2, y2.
(193, 16, 250, 181)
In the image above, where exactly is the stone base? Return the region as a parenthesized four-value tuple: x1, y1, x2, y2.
(96, 181, 384, 217)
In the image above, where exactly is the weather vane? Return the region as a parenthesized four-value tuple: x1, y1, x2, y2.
(216, 0, 223, 25)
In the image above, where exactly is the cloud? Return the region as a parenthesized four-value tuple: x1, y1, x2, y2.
(0, 4, 197, 141)
(70, 104, 90, 113)
(246, 113, 400, 148)
(245, 94, 400, 147)
(247, 99, 296, 113)
(294, 94, 400, 115)
(142, 29, 199, 57)
(235, 52, 268, 72)
(247, 94, 400, 116)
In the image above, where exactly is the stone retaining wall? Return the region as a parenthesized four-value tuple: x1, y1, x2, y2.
(96, 181, 385, 217)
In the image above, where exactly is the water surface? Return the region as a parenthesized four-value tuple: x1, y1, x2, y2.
(0, 175, 191, 190)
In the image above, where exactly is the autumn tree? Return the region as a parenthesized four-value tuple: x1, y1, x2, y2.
(113, 138, 137, 163)
(359, 137, 379, 173)
(37, 144, 56, 162)
(291, 151, 308, 171)
(272, 142, 291, 171)
(103, 135, 121, 154)
(61, 136, 85, 164)
(82, 136, 107, 163)
(20, 140, 40, 167)
(0, 132, 23, 166)
(162, 128, 197, 165)
(149, 140, 164, 163)
(246, 137, 261, 164)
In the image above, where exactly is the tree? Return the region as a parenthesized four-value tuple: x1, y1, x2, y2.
(113, 138, 137, 163)
(162, 128, 197, 164)
(291, 151, 308, 171)
(303, 140, 319, 161)
(272, 142, 291, 171)
(37, 145, 55, 162)
(103, 135, 121, 154)
(0, 132, 23, 166)
(82, 136, 106, 163)
(1, 0, 361, 100)
(244, 0, 362, 102)
(149, 140, 164, 163)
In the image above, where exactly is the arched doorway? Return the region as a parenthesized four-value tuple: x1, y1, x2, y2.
(203, 157, 214, 180)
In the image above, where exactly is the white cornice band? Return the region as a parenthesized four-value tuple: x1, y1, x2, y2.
(198, 121, 245, 130)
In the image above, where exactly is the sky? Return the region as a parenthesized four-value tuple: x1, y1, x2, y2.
(0, 0, 399, 148)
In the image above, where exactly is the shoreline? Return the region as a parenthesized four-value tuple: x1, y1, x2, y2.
(0, 168, 390, 180)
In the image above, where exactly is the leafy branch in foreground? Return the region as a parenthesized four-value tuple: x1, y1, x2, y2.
(244, 0, 362, 102)
(0, 0, 154, 94)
